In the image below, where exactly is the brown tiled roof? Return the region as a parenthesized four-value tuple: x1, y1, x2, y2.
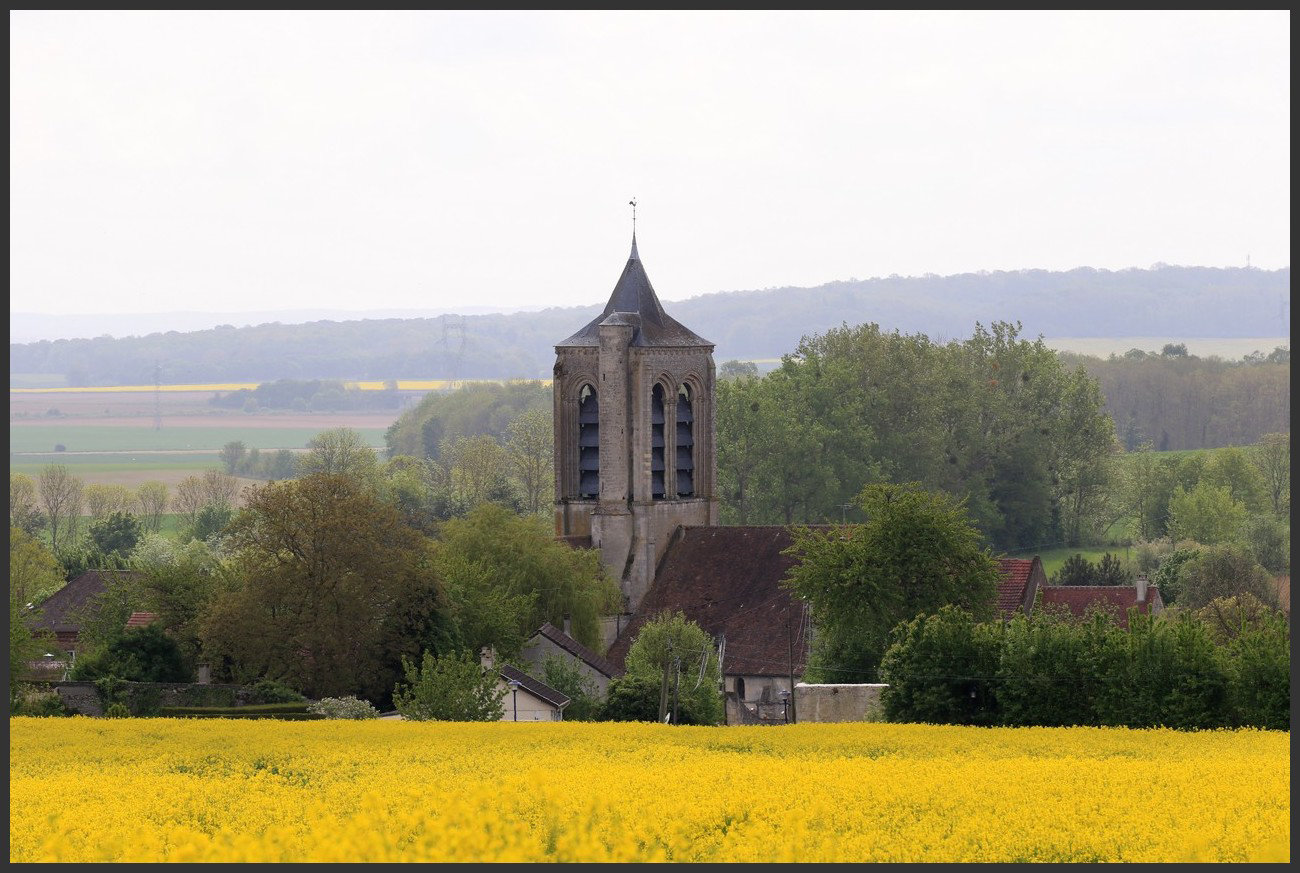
(125, 612, 159, 629)
(1038, 585, 1164, 629)
(533, 622, 619, 678)
(500, 664, 570, 709)
(31, 570, 143, 633)
(605, 526, 812, 678)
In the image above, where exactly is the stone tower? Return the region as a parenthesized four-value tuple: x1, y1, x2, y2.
(553, 234, 719, 612)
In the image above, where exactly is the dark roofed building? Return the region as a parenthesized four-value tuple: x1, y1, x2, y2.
(604, 525, 811, 723)
(995, 556, 1046, 619)
(30, 569, 143, 652)
(480, 649, 571, 721)
(1038, 577, 1165, 629)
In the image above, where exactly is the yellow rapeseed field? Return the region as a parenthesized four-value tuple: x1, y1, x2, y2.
(8, 719, 1289, 863)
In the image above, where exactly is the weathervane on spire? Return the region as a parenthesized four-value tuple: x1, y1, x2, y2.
(629, 197, 637, 235)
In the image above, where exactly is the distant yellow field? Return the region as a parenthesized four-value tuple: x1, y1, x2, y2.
(12, 379, 553, 395)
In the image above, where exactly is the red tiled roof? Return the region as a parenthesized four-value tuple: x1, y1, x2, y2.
(996, 558, 1034, 616)
(1038, 585, 1164, 629)
(605, 526, 812, 678)
(533, 622, 619, 678)
(125, 612, 159, 629)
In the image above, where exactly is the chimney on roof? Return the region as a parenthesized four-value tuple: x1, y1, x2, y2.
(1136, 573, 1149, 606)
(480, 646, 496, 672)
(562, 614, 572, 637)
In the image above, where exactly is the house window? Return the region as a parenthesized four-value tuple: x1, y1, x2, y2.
(578, 384, 599, 498)
(676, 384, 694, 497)
(651, 383, 667, 499)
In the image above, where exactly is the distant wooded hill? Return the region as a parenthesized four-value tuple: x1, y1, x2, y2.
(10, 265, 1288, 386)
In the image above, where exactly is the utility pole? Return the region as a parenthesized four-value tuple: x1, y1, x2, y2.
(671, 655, 681, 725)
(658, 641, 672, 723)
(787, 610, 797, 725)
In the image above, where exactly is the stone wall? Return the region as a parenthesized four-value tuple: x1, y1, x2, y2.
(49, 681, 256, 717)
(793, 682, 888, 723)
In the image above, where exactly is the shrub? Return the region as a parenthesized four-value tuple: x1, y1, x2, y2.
(879, 606, 1003, 726)
(537, 656, 601, 722)
(105, 702, 130, 718)
(307, 697, 381, 720)
(70, 625, 189, 683)
(392, 650, 504, 722)
(249, 679, 306, 704)
(1224, 611, 1290, 730)
(13, 685, 71, 717)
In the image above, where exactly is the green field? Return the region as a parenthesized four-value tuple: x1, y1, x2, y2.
(8, 453, 224, 473)
(9, 425, 387, 454)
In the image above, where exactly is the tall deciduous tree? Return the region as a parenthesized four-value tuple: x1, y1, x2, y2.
(1167, 482, 1247, 545)
(506, 409, 554, 515)
(134, 481, 170, 533)
(200, 469, 241, 509)
(1251, 433, 1290, 516)
(783, 482, 999, 681)
(219, 441, 247, 475)
(173, 475, 206, 529)
(37, 464, 84, 553)
(200, 474, 450, 702)
(84, 483, 134, 521)
(9, 474, 43, 536)
(299, 427, 380, 481)
(10, 526, 66, 608)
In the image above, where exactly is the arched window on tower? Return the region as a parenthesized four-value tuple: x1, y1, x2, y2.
(651, 383, 667, 499)
(578, 384, 599, 498)
(676, 384, 695, 497)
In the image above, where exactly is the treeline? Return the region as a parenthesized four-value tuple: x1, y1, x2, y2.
(880, 604, 1289, 730)
(716, 321, 1116, 552)
(210, 379, 404, 413)
(10, 265, 1287, 385)
(1063, 348, 1289, 450)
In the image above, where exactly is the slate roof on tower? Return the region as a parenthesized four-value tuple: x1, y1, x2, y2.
(556, 236, 714, 348)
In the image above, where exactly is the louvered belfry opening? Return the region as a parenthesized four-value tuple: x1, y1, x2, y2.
(676, 384, 695, 497)
(651, 383, 667, 499)
(578, 384, 599, 498)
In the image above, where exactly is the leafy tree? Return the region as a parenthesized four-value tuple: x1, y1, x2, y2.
(84, 483, 133, 522)
(1167, 482, 1246, 545)
(1202, 446, 1266, 512)
(435, 504, 621, 654)
(133, 481, 170, 534)
(1193, 594, 1283, 646)
(600, 673, 668, 723)
(1178, 544, 1279, 610)
(38, 464, 85, 553)
(10, 526, 67, 608)
(190, 504, 234, 542)
(445, 434, 513, 508)
(10, 474, 45, 536)
(392, 650, 504, 721)
(718, 359, 760, 379)
(219, 441, 247, 475)
(536, 655, 602, 722)
(299, 427, 381, 481)
(88, 511, 143, 558)
(385, 380, 552, 461)
(1240, 514, 1289, 574)
(200, 469, 241, 509)
(1052, 553, 1097, 586)
(1149, 544, 1202, 605)
(199, 474, 450, 703)
(996, 611, 1096, 727)
(618, 611, 724, 725)
(1251, 433, 1290, 515)
(10, 594, 59, 710)
(68, 623, 189, 683)
(1161, 343, 1189, 357)
(173, 475, 207, 529)
(506, 409, 554, 515)
(879, 605, 1003, 725)
(1093, 553, 1129, 586)
(130, 534, 236, 670)
(1222, 609, 1290, 730)
(784, 482, 999, 681)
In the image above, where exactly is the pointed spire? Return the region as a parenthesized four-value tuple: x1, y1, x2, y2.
(630, 232, 639, 261)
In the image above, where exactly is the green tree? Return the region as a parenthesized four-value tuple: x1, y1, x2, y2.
(84, 483, 133, 522)
(1051, 553, 1097, 586)
(445, 434, 513, 508)
(200, 474, 451, 703)
(68, 623, 189, 683)
(1251, 433, 1290, 515)
(131, 535, 234, 671)
(718, 359, 759, 379)
(435, 504, 621, 655)
(173, 475, 206, 530)
(879, 606, 1003, 725)
(10, 473, 44, 536)
(536, 655, 602, 722)
(1222, 609, 1290, 730)
(133, 481, 170, 534)
(200, 469, 241, 510)
(392, 650, 504, 721)
(10, 526, 67, 608)
(219, 441, 248, 475)
(618, 611, 724, 725)
(1202, 446, 1266, 512)
(38, 464, 85, 553)
(1167, 482, 1247, 545)
(1241, 514, 1289, 574)
(88, 511, 143, 559)
(505, 409, 554, 515)
(190, 504, 234, 542)
(784, 482, 999, 681)
(299, 428, 381, 481)
(1178, 544, 1279, 611)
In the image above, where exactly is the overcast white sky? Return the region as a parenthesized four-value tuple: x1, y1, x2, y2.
(9, 10, 1291, 318)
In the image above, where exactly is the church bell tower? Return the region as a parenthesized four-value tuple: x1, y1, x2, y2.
(553, 231, 718, 612)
